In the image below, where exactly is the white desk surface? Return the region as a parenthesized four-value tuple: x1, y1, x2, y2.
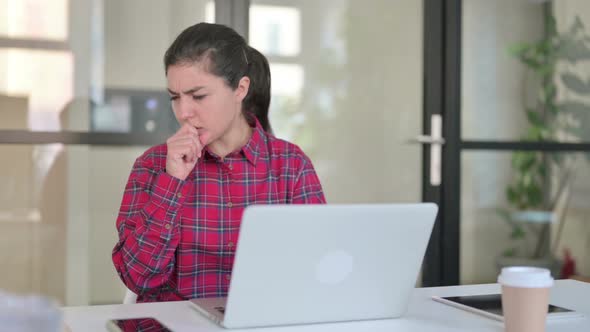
(62, 279, 590, 332)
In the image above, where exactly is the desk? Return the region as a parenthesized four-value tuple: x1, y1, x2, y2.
(62, 279, 590, 331)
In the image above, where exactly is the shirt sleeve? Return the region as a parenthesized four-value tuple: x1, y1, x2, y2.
(291, 154, 326, 204)
(112, 156, 192, 296)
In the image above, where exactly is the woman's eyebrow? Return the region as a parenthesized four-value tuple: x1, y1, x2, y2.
(167, 86, 205, 95)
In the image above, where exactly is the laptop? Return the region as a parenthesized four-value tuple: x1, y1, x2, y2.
(189, 203, 438, 329)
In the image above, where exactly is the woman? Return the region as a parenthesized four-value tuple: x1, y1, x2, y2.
(112, 23, 326, 303)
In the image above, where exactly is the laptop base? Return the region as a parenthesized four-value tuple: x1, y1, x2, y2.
(189, 297, 227, 326)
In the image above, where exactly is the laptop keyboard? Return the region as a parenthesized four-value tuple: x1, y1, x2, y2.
(214, 306, 226, 314)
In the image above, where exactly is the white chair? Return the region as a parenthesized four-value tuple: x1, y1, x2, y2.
(123, 288, 137, 304)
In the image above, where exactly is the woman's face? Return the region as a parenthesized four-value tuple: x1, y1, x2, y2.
(166, 62, 249, 146)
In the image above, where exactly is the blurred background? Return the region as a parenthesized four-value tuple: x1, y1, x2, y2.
(0, 0, 589, 306)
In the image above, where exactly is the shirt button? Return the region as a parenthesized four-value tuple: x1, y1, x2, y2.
(164, 224, 172, 230)
(228, 242, 234, 248)
(228, 164, 233, 170)
(227, 202, 233, 208)
(226, 274, 231, 281)
(176, 193, 182, 198)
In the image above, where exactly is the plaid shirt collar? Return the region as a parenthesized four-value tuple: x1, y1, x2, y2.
(203, 118, 264, 166)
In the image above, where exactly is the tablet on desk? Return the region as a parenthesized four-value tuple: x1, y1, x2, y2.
(432, 294, 583, 322)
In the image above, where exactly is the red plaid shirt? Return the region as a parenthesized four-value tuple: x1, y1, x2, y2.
(112, 121, 325, 302)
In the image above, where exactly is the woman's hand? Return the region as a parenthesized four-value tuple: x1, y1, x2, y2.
(166, 124, 204, 180)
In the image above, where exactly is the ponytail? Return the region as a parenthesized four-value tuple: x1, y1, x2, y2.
(243, 46, 272, 133)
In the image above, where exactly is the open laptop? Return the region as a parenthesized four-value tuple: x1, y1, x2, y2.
(189, 203, 438, 329)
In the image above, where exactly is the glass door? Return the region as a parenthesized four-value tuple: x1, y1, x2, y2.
(247, 0, 455, 286)
(457, 0, 590, 285)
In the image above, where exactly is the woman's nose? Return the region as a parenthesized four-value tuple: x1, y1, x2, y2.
(177, 98, 195, 120)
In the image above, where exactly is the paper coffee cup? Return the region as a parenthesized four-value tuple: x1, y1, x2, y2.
(498, 267, 554, 332)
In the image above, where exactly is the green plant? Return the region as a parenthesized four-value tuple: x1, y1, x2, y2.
(501, 14, 590, 258)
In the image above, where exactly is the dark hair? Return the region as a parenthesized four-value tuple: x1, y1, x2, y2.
(164, 23, 272, 133)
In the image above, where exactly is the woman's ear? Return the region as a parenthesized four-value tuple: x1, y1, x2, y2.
(235, 76, 250, 102)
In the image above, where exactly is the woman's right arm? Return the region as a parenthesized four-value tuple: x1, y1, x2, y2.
(112, 155, 192, 296)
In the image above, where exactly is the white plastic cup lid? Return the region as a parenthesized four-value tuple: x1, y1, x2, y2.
(498, 266, 554, 288)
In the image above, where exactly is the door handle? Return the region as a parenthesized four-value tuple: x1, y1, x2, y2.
(410, 135, 446, 145)
(408, 114, 444, 186)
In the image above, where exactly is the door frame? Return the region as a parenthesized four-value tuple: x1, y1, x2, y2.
(421, 0, 461, 287)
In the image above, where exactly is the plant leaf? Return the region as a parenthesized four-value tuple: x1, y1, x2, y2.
(512, 152, 537, 172)
(526, 109, 544, 127)
(511, 226, 526, 240)
(503, 248, 517, 257)
(507, 186, 518, 205)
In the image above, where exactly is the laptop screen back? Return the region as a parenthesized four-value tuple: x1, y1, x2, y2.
(223, 203, 438, 328)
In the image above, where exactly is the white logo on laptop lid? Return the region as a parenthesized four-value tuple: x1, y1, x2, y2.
(315, 251, 354, 284)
